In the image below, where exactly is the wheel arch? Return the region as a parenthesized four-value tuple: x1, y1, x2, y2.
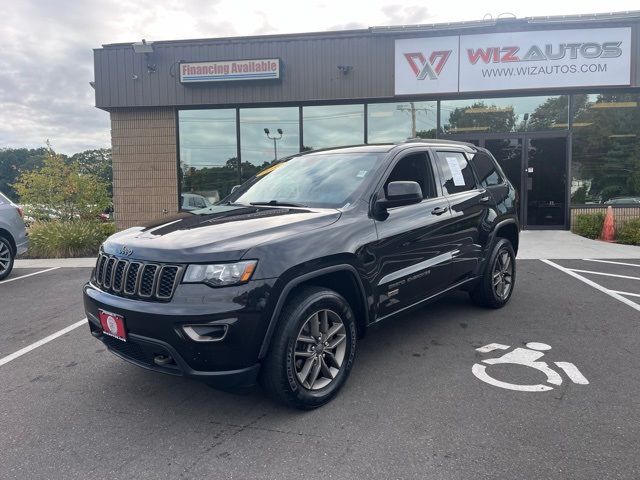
(0, 228, 16, 255)
(258, 264, 369, 359)
(493, 218, 519, 255)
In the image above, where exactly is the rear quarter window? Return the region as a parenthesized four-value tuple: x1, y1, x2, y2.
(470, 151, 502, 187)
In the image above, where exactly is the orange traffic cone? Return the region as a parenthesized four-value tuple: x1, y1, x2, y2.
(600, 206, 616, 242)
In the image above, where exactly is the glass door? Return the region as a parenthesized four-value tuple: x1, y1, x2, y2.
(525, 136, 567, 228)
(454, 133, 568, 229)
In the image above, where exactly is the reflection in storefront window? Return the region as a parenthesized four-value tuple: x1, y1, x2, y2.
(368, 101, 436, 143)
(571, 92, 640, 205)
(178, 109, 237, 205)
(303, 105, 364, 150)
(440, 96, 569, 134)
(240, 107, 300, 183)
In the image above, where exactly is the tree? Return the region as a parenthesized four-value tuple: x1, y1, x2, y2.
(70, 149, 112, 195)
(0, 147, 48, 199)
(524, 95, 571, 131)
(13, 146, 110, 221)
(443, 101, 517, 134)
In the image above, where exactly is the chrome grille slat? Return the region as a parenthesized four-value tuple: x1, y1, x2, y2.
(156, 265, 182, 299)
(124, 262, 142, 295)
(94, 254, 181, 301)
(139, 264, 160, 298)
(112, 260, 128, 292)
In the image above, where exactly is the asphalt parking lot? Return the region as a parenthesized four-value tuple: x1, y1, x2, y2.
(1, 259, 640, 480)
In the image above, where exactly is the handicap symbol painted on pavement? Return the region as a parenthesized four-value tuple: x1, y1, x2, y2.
(472, 342, 589, 392)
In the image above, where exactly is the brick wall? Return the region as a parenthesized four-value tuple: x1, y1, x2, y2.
(110, 108, 178, 230)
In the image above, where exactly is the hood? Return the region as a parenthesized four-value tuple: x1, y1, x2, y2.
(102, 205, 341, 263)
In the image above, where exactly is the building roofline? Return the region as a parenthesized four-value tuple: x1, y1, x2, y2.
(99, 10, 640, 49)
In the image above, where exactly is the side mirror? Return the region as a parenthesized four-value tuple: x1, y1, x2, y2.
(376, 181, 423, 211)
(230, 185, 241, 193)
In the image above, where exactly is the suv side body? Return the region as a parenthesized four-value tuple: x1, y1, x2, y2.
(83, 140, 518, 408)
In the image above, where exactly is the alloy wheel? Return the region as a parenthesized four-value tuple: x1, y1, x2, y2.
(492, 249, 513, 300)
(0, 240, 11, 276)
(294, 309, 347, 390)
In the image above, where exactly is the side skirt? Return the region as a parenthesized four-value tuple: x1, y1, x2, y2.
(370, 276, 479, 325)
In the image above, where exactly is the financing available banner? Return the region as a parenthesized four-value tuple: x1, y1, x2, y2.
(395, 27, 632, 95)
(180, 58, 280, 83)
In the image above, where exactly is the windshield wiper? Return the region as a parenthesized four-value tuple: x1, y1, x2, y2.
(250, 200, 308, 208)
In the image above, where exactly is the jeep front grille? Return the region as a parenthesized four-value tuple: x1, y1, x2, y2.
(94, 254, 183, 301)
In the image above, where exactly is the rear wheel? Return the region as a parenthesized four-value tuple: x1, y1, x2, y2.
(470, 238, 515, 308)
(0, 236, 14, 281)
(260, 286, 357, 409)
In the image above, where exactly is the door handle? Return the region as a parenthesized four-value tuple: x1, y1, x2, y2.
(431, 206, 449, 216)
(479, 195, 491, 203)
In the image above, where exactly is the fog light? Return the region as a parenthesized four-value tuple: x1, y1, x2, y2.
(183, 324, 229, 342)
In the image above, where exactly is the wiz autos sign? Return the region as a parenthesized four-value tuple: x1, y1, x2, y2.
(395, 27, 631, 95)
(180, 59, 280, 83)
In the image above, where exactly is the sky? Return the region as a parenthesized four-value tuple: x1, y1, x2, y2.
(0, 0, 638, 155)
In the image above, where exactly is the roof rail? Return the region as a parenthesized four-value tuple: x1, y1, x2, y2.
(400, 138, 478, 149)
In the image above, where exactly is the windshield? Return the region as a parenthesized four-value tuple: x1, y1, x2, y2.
(221, 152, 384, 209)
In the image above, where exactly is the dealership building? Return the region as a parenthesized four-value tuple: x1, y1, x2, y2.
(92, 11, 640, 230)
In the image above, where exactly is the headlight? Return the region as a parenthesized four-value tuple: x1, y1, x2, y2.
(183, 260, 257, 287)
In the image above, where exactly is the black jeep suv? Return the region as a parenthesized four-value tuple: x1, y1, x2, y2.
(84, 139, 519, 409)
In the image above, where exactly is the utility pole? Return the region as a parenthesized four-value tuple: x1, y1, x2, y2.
(397, 103, 432, 138)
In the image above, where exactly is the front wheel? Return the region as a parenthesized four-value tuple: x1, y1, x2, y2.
(0, 236, 14, 281)
(260, 286, 357, 409)
(470, 238, 516, 308)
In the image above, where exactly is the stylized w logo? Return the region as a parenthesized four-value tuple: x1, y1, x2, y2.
(404, 51, 452, 80)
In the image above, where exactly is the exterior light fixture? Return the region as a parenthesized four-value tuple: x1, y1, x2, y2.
(132, 39, 157, 73)
(132, 39, 154, 54)
(264, 128, 284, 160)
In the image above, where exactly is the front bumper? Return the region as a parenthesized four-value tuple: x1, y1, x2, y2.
(83, 278, 277, 389)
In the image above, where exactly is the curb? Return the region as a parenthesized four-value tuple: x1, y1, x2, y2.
(14, 258, 97, 268)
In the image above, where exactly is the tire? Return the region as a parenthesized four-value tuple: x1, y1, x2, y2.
(469, 238, 516, 309)
(260, 286, 357, 410)
(0, 235, 14, 281)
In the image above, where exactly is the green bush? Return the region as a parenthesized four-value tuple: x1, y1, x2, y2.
(573, 213, 606, 239)
(26, 221, 115, 258)
(617, 218, 640, 246)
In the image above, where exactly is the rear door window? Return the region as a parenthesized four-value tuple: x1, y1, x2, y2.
(434, 151, 477, 195)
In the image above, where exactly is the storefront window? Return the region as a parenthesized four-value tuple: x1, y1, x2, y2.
(178, 109, 237, 206)
(440, 95, 569, 134)
(571, 92, 640, 205)
(368, 101, 436, 143)
(303, 105, 364, 150)
(240, 107, 300, 182)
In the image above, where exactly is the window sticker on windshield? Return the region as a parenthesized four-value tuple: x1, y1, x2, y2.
(446, 157, 466, 186)
(356, 170, 368, 178)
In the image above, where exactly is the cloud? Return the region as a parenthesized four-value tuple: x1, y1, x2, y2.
(1, 0, 639, 155)
(0, 0, 231, 154)
(380, 4, 432, 25)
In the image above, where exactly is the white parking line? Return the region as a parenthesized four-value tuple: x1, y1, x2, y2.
(611, 291, 640, 298)
(567, 269, 640, 281)
(582, 259, 640, 268)
(541, 260, 640, 313)
(0, 319, 87, 368)
(0, 267, 60, 285)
